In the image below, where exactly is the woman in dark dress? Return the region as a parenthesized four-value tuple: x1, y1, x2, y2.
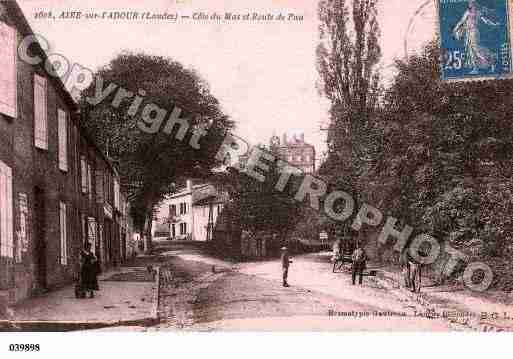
(80, 242, 99, 298)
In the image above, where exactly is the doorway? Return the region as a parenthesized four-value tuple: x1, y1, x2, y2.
(33, 187, 47, 290)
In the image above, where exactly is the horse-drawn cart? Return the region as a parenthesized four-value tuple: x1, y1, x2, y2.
(332, 253, 352, 273)
(332, 254, 378, 277)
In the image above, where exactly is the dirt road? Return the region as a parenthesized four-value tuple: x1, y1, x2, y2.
(146, 241, 451, 331)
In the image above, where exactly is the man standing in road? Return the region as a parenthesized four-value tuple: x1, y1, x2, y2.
(332, 238, 343, 262)
(351, 243, 367, 286)
(281, 246, 292, 287)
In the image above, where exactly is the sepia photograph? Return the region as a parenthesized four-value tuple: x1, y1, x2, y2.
(0, 0, 512, 356)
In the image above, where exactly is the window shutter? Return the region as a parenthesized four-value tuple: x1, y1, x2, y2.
(98, 223, 103, 259)
(0, 161, 13, 258)
(81, 156, 87, 193)
(0, 165, 4, 255)
(96, 169, 104, 203)
(34, 74, 48, 149)
(114, 179, 120, 210)
(58, 109, 68, 172)
(0, 22, 17, 118)
(87, 217, 97, 253)
(16, 193, 28, 263)
(87, 164, 93, 201)
(0, 164, 4, 255)
(59, 202, 67, 265)
(74, 126, 80, 190)
(81, 213, 86, 242)
(5, 163, 12, 258)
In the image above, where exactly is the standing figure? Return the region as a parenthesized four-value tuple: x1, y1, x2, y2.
(332, 238, 343, 262)
(400, 249, 412, 289)
(453, 0, 500, 74)
(281, 246, 292, 287)
(351, 244, 367, 286)
(80, 242, 99, 298)
(400, 249, 423, 292)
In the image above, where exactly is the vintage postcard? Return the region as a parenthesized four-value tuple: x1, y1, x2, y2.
(1, 0, 513, 346)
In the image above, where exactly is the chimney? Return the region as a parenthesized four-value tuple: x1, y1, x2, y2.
(282, 133, 287, 145)
(186, 179, 193, 192)
(300, 133, 305, 143)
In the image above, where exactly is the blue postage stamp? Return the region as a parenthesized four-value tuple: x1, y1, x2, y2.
(438, 0, 512, 81)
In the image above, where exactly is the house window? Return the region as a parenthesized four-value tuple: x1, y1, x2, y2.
(180, 222, 187, 235)
(87, 163, 93, 201)
(95, 169, 104, 203)
(81, 213, 86, 242)
(0, 160, 13, 258)
(34, 74, 48, 149)
(80, 156, 87, 193)
(171, 224, 176, 238)
(0, 22, 17, 118)
(58, 109, 68, 172)
(74, 126, 80, 189)
(59, 202, 68, 265)
(114, 179, 120, 210)
(16, 193, 28, 263)
(180, 202, 187, 215)
(87, 217, 97, 253)
(104, 171, 113, 205)
(169, 204, 177, 217)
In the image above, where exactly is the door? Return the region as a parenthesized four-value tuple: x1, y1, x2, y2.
(33, 187, 47, 290)
(121, 230, 126, 263)
(104, 219, 112, 265)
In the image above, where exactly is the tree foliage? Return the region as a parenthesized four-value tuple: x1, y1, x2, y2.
(363, 41, 513, 288)
(80, 52, 234, 232)
(316, 4, 513, 288)
(316, 0, 382, 238)
(228, 147, 303, 242)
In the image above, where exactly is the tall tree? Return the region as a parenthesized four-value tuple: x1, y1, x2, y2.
(80, 53, 234, 240)
(316, 0, 382, 236)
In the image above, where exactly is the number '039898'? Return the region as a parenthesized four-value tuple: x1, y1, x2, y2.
(8, 344, 40, 352)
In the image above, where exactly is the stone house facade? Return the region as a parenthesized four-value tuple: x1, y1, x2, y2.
(0, 2, 132, 304)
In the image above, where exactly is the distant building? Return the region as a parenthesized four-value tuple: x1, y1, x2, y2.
(271, 133, 316, 174)
(152, 180, 228, 241)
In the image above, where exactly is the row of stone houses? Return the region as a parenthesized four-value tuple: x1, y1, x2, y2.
(0, 1, 134, 304)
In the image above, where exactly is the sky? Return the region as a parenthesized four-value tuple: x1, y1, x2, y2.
(18, 0, 438, 164)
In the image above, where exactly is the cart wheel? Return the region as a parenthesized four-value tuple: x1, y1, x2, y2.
(333, 260, 343, 273)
